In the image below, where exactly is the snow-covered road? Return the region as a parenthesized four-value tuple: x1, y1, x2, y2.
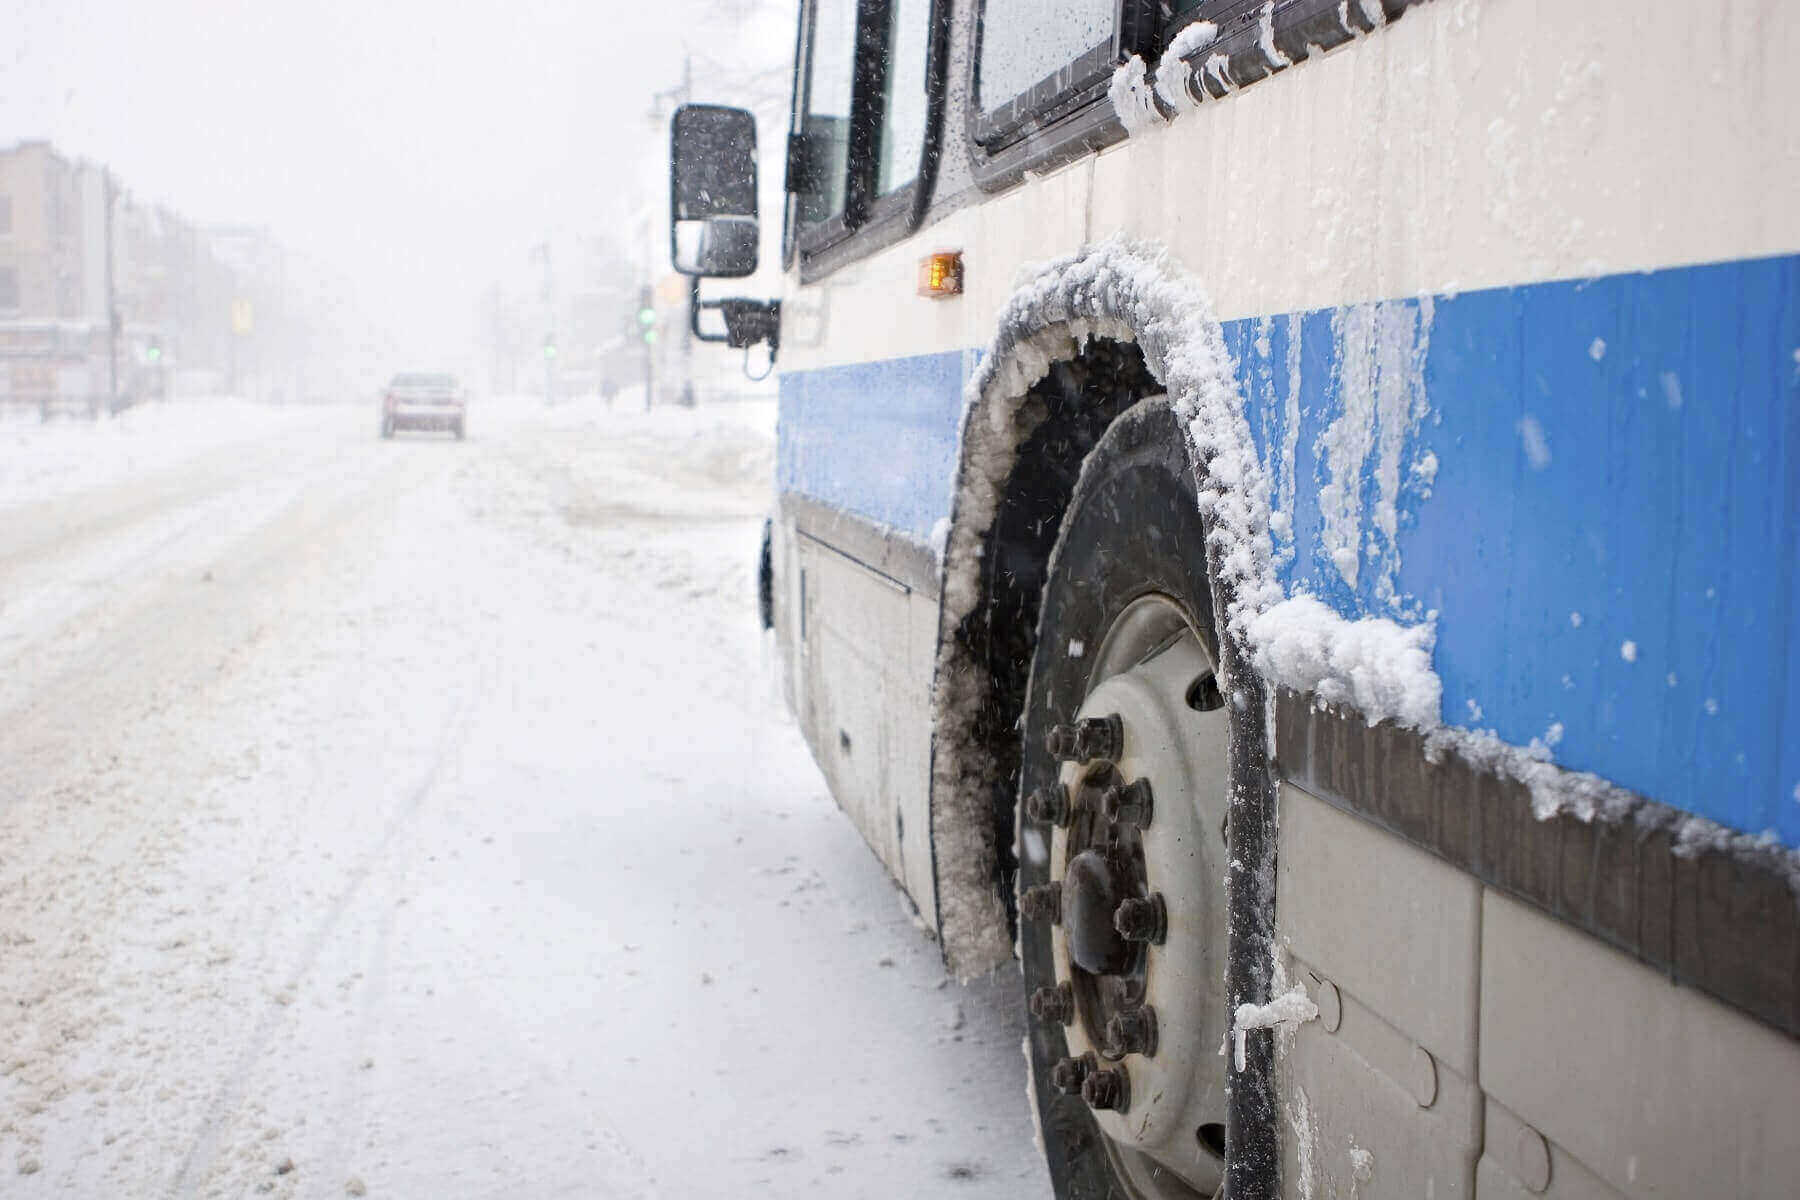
(0, 400, 1048, 1198)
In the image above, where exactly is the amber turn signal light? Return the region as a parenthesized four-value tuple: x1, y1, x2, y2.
(917, 250, 964, 298)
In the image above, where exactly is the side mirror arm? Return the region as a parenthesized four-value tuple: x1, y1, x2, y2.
(688, 277, 781, 360)
(688, 276, 732, 345)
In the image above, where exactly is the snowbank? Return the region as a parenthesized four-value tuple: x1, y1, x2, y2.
(0, 398, 318, 513)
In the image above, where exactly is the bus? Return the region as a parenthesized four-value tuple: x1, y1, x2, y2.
(668, 2, 1800, 1197)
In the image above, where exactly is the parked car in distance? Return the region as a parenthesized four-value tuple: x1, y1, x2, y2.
(380, 372, 466, 439)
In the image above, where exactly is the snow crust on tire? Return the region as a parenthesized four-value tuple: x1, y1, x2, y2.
(931, 235, 1279, 977)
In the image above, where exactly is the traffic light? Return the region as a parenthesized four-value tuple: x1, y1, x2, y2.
(145, 340, 162, 363)
(543, 337, 557, 360)
(637, 287, 657, 344)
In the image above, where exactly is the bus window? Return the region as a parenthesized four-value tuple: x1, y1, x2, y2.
(798, 0, 857, 227)
(875, 0, 931, 196)
(976, 0, 1113, 112)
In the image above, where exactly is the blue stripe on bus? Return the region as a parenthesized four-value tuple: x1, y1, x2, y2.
(778, 348, 974, 541)
(778, 254, 1800, 845)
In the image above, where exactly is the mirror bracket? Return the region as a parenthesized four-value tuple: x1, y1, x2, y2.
(688, 277, 780, 359)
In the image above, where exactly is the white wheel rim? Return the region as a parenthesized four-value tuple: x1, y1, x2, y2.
(1045, 594, 1230, 1194)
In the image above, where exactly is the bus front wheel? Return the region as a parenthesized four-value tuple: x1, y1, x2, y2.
(1016, 397, 1234, 1200)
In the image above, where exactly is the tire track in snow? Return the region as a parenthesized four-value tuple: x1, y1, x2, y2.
(0, 434, 410, 1187)
(315, 889, 395, 1192)
(166, 689, 479, 1199)
(0, 437, 302, 571)
(0, 436, 354, 751)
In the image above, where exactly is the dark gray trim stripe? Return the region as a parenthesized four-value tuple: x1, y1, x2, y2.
(781, 490, 941, 598)
(1273, 688, 1800, 1040)
(1170, 0, 1415, 101)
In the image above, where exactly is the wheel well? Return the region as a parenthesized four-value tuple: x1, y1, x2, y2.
(951, 337, 1162, 937)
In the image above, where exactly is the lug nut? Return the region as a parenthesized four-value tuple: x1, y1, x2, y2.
(1051, 1052, 1095, 1095)
(1105, 1006, 1158, 1057)
(1114, 893, 1166, 944)
(1082, 1066, 1130, 1112)
(1028, 981, 1073, 1025)
(1100, 778, 1153, 828)
(1025, 784, 1072, 827)
(1019, 882, 1062, 925)
(1046, 715, 1123, 764)
(1074, 714, 1123, 763)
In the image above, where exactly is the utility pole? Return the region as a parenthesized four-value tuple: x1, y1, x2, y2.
(635, 285, 660, 411)
(484, 284, 503, 394)
(646, 53, 694, 411)
(536, 239, 556, 404)
(640, 286, 656, 411)
(678, 53, 695, 406)
(103, 170, 118, 415)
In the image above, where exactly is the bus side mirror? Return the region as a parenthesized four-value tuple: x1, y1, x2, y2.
(670, 104, 759, 278)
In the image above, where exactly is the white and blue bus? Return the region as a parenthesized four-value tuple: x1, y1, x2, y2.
(670, 2, 1800, 1196)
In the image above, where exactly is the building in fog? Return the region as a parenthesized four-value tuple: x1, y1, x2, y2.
(0, 140, 100, 320)
(0, 140, 342, 413)
(0, 141, 112, 412)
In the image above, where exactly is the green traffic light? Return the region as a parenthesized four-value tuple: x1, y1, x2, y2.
(643, 329, 658, 345)
(543, 343, 557, 359)
(637, 307, 656, 327)
(146, 345, 162, 362)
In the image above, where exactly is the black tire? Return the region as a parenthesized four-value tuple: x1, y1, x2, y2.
(1018, 398, 1227, 1200)
(453, 417, 466, 441)
(757, 519, 775, 631)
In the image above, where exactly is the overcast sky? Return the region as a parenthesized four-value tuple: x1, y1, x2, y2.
(2, 0, 794, 367)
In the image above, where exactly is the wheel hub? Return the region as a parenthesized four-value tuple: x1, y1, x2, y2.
(1024, 595, 1233, 1193)
(1063, 848, 1132, 975)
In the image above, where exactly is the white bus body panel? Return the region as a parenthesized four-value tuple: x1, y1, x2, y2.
(771, 0, 1800, 1194)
